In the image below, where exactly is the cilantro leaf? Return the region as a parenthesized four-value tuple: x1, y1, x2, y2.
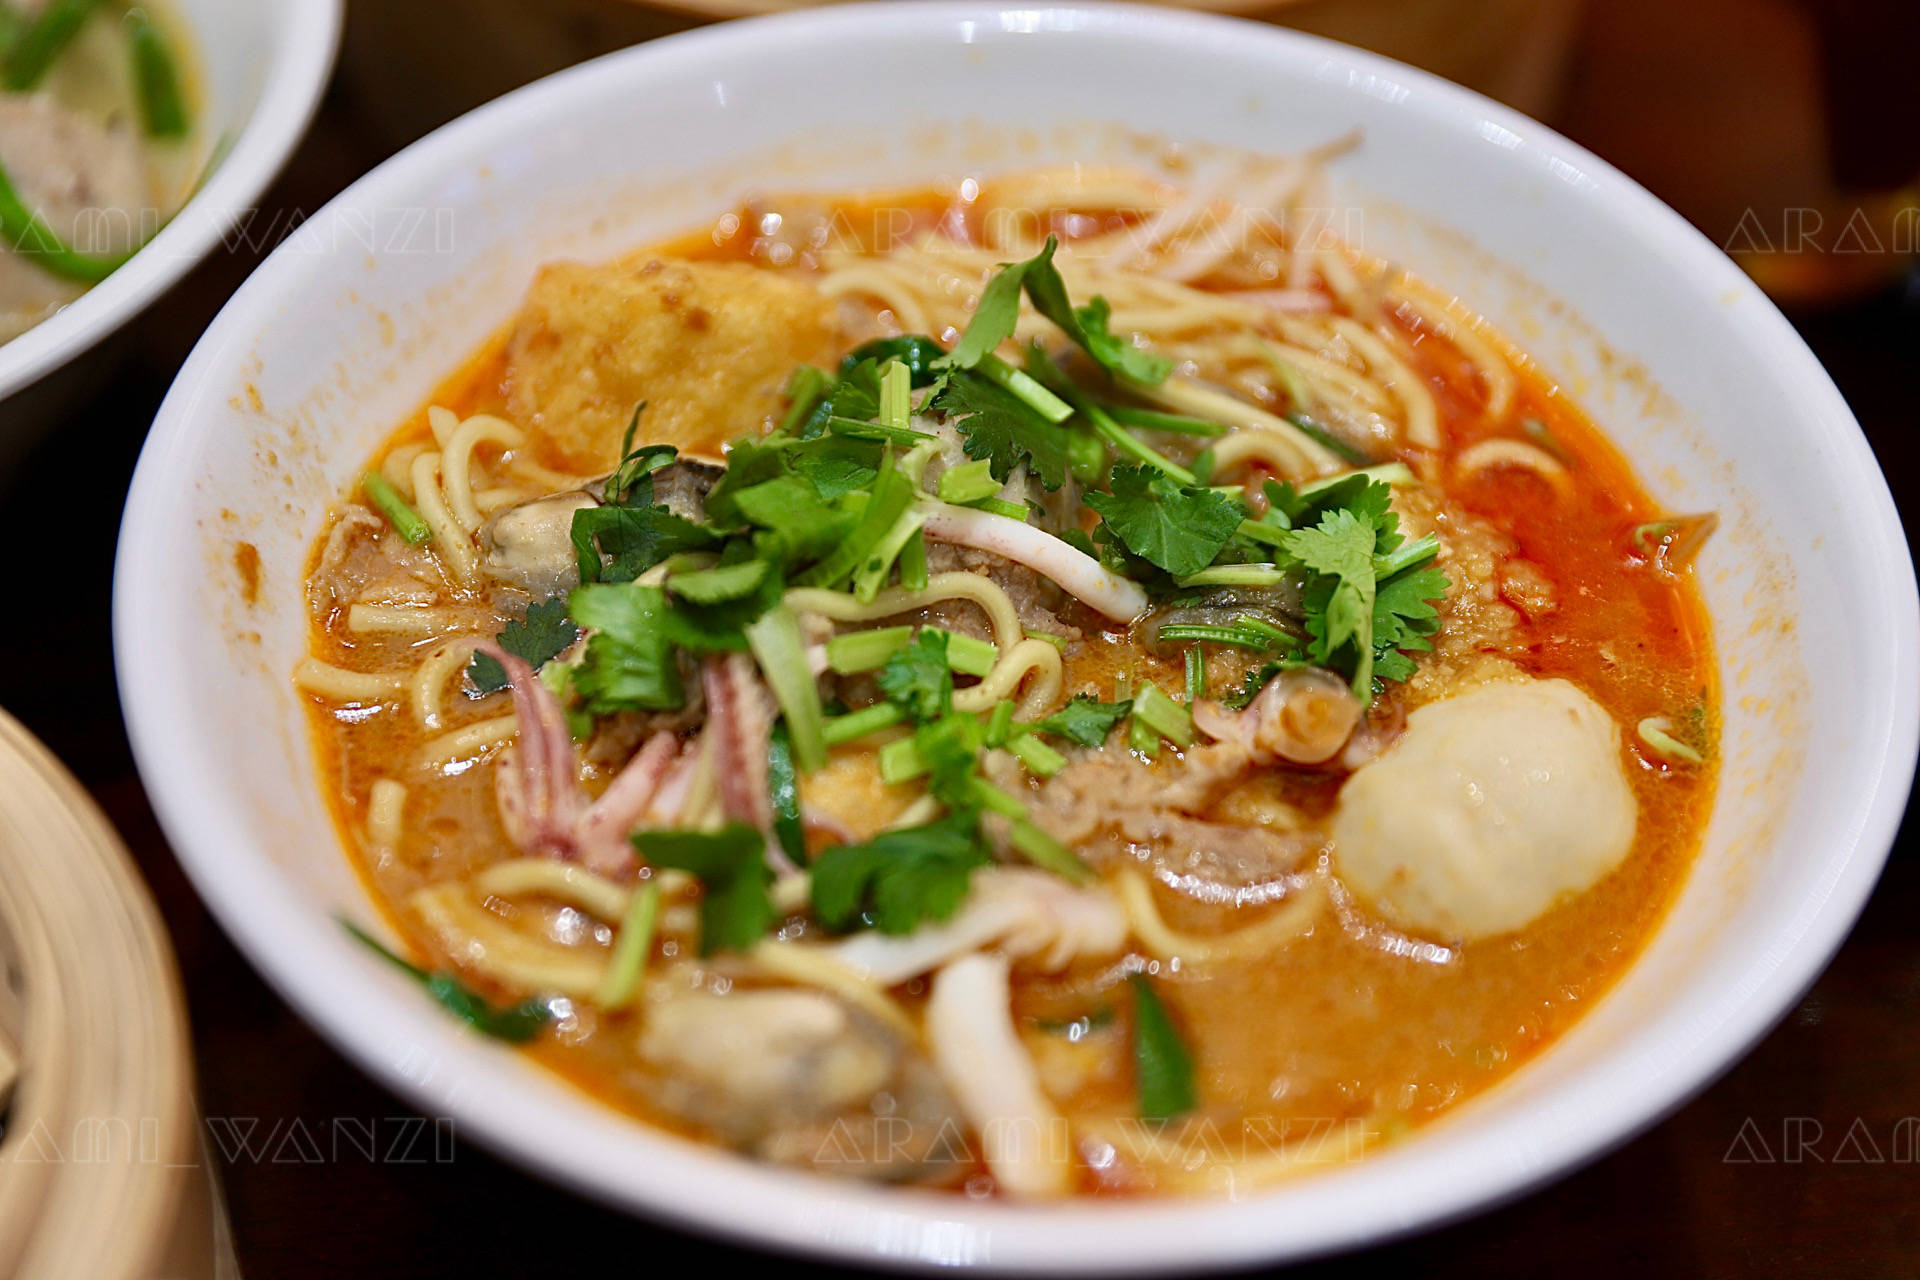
(467, 597, 580, 695)
(634, 824, 772, 954)
(1054, 295, 1173, 385)
(571, 503, 718, 585)
(1286, 507, 1380, 662)
(947, 243, 1050, 369)
(1030, 695, 1133, 747)
(931, 369, 1072, 490)
(668, 558, 770, 605)
(1130, 974, 1197, 1121)
(602, 405, 678, 507)
(1372, 563, 1448, 676)
(568, 583, 685, 713)
(809, 814, 990, 935)
(341, 919, 550, 1042)
(877, 630, 954, 722)
(841, 335, 947, 385)
(1085, 464, 1244, 576)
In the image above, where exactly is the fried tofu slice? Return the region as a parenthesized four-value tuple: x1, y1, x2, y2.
(504, 257, 840, 470)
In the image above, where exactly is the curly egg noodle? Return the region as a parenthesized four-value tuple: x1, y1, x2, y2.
(292, 146, 1718, 1198)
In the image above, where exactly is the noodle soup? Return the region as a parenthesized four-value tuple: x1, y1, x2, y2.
(296, 151, 1715, 1197)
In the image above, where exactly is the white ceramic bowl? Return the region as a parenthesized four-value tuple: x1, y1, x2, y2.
(115, 4, 1917, 1270)
(0, 0, 341, 412)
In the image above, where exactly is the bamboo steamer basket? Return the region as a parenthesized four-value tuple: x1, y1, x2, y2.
(343, 0, 1581, 147)
(0, 710, 239, 1280)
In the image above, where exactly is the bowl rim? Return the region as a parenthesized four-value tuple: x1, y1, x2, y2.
(0, 0, 344, 403)
(115, 2, 1919, 1269)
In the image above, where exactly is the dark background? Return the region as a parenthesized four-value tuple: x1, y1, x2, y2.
(3, 0, 1917, 1274)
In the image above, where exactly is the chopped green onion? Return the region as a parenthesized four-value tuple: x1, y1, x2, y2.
(779, 364, 833, 434)
(1131, 682, 1194, 748)
(967, 778, 1029, 821)
(1637, 716, 1705, 765)
(1106, 404, 1228, 436)
(593, 882, 661, 1009)
(937, 458, 1003, 506)
(985, 699, 1015, 744)
(128, 7, 190, 138)
(744, 605, 827, 772)
(1284, 413, 1374, 466)
(1007, 818, 1095, 884)
(974, 352, 1074, 423)
(1235, 518, 1290, 550)
(1184, 647, 1206, 702)
(897, 527, 928, 592)
(0, 156, 142, 283)
(3, 0, 98, 91)
(1373, 533, 1441, 581)
(1007, 731, 1067, 778)
(1292, 462, 1415, 502)
(878, 358, 912, 432)
(1067, 429, 1107, 484)
(822, 702, 908, 746)
(826, 625, 914, 674)
(1128, 714, 1159, 759)
(798, 453, 912, 588)
(1130, 974, 1197, 1121)
(767, 721, 807, 864)
(973, 497, 1032, 521)
(877, 734, 926, 784)
(852, 507, 927, 603)
(361, 472, 431, 544)
(1155, 624, 1271, 650)
(1174, 564, 1291, 589)
(1023, 629, 1069, 652)
(1234, 614, 1297, 647)
(941, 631, 998, 678)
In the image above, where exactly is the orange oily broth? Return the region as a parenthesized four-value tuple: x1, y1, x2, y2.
(303, 195, 1714, 1195)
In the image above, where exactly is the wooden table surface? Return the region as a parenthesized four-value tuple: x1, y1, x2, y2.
(3, 9, 1917, 1276)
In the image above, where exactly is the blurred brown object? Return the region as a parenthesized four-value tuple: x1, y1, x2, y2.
(1560, 0, 1920, 309)
(343, 0, 1584, 148)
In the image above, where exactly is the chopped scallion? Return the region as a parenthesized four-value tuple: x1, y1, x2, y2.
(361, 472, 431, 544)
(1131, 682, 1194, 748)
(592, 882, 661, 1009)
(744, 605, 827, 772)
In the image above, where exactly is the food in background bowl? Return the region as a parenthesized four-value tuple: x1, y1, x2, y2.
(294, 148, 1720, 1196)
(0, 0, 205, 343)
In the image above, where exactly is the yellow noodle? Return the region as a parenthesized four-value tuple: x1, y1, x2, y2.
(426, 404, 460, 447)
(441, 413, 526, 532)
(785, 572, 1025, 653)
(416, 713, 518, 770)
(747, 942, 919, 1040)
(1078, 1113, 1372, 1194)
(473, 860, 634, 922)
(409, 634, 489, 729)
(292, 657, 404, 703)
(1135, 379, 1341, 477)
(817, 264, 932, 333)
(1453, 438, 1573, 495)
(952, 637, 1063, 718)
(410, 883, 606, 997)
(346, 603, 476, 636)
(1389, 282, 1518, 425)
(1116, 870, 1325, 965)
(410, 451, 478, 581)
(380, 442, 427, 500)
(1320, 318, 1439, 449)
(366, 778, 406, 849)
